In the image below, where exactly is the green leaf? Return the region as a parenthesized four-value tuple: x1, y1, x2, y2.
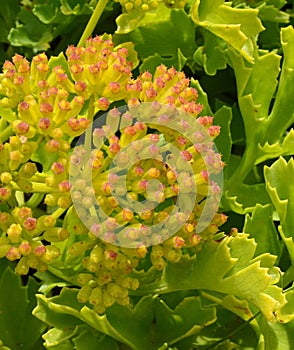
(190, 79, 213, 116)
(260, 26, 294, 143)
(213, 106, 232, 166)
(0, 0, 20, 44)
(33, 289, 84, 329)
(115, 9, 196, 70)
(194, 31, 228, 76)
(137, 234, 286, 322)
(73, 329, 119, 350)
(115, 10, 146, 34)
(43, 328, 75, 349)
(227, 47, 281, 140)
(32, 3, 58, 24)
(191, 0, 264, 63)
(154, 296, 216, 346)
(34, 288, 155, 350)
(257, 315, 294, 350)
(275, 287, 294, 323)
(255, 129, 294, 165)
(258, 4, 290, 23)
(222, 183, 271, 214)
(0, 267, 46, 350)
(60, 0, 92, 16)
(243, 204, 281, 258)
(140, 50, 187, 74)
(101, 295, 155, 350)
(264, 157, 294, 264)
(34, 270, 71, 295)
(8, 8, 53, 52)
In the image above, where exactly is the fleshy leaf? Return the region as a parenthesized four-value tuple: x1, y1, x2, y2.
(34, 289, 155, 350)
(222, 183, 271, 214)
(227, 47, 280, 139)
(137, 234, 286, 322)
(0, 0, 20, 44)
(33, 290, 84, 329)
(257, 314, 294, 350)
(73, 327, 119, 350)
(264, 157, 294, 263)
(8, 8, 53, 52)
(243, 204, 281, 258)
(0, 266, 46, 350)
(115, 9, 196, 70)
(260, 26, 294, 143)
(190, 78, 213, 116)
(140, 49, 187, 74)
(193, 32, 227, 76)
(275, 287, 294, 323)
(191, 0, 264, 63)
(34, 270, 71, 295)
(213, 106, 232, 166)
(32, 2, 58, 24)
(154, 296, 216, 346)
(255, 129, 294, 165)
(43, 328, 76, 349)
(115, 11, 146, 34)
(258, 4, 290, 23)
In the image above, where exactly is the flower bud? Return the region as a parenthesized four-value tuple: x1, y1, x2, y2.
(43, 227, 69, 242)
(18, 241, 32, 255)
(89, 286, 103, 305)
(15, 257, 29, 275)
(69, 241, 89, 256)
(7, 223, 22, 243)
(77, 285, 92, 303)
(0, 172, 12, 184)
(6, 247, 21, 261)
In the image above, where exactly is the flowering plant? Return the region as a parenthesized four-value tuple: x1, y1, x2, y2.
(0, 1, 294, 349)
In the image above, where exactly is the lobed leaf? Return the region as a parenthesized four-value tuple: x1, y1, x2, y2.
(191, 0, 264, 63)
(0, 265, 46, 350)
(243, 204, 281, 258)
(264, 157, 294, 264)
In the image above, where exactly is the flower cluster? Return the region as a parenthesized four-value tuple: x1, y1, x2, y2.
(0, 35, 225, 313)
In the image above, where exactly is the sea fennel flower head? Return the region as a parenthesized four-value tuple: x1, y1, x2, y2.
(0, 35, 225, 313)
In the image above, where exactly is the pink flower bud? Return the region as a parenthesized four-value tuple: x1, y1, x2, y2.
(173, 235, 185, 249)
(0, 187, 11, 200)
(19, 241, 32, 255)
(6, 247, 21, 261)
(38, 117, 51, 130)
(51, 162, 65, 175)
(34, 245, 46, 257)
(96, 97, 110, 110)
(23, 217, 37, 231)
(58, 180, 71, 192)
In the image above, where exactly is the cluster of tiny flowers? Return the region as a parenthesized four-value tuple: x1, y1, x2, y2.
(114, 0, 186, 13)
(0, 35, 225, 313)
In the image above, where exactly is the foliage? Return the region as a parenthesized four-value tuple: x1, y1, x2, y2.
(0, 0, 294, 349)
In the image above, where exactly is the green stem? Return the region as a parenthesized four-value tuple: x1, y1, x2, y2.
(225, 141, 257, 191)
(77, 0, 109, 47)
(0, 126, 13, 143)
(26, 193, 45, 208)
(85, 97, 95, 153)
(51, 207, 67, 220)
